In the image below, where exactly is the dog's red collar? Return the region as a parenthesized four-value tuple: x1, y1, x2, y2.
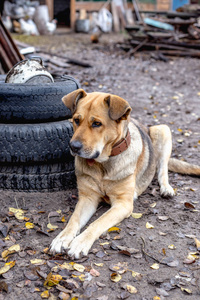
(110, 129, 131, 157)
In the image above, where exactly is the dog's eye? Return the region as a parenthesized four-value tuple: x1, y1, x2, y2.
(92, 121, 102, 128)
(74, 118, 80, 126)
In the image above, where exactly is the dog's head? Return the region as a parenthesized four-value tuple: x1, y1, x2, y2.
(62, 89, 131, 162)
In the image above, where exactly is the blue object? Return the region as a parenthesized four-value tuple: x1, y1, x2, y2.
(172, 0, 189, 11)
(144, 18, 174, 31)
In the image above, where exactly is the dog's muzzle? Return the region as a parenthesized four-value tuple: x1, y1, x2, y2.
(69, 140, 83, 155)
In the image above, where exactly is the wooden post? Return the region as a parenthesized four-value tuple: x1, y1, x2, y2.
(70, 0, 76, 30)
(45, 0, 54, 20)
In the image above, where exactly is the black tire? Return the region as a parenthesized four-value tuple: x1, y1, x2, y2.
(0, 161, 76, 192)
(0, 120, 74, 164)
(0, 75, 80, 123)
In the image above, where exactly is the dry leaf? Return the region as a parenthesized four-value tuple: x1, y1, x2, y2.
(9, 207, 24, 220)
(158, 216, 169, 221)
(60, 262, 74, 271)
(71, 274, 85, 281)
(146, 222, 154, 229)
(25, 222, 35, 229)
(47, 223, 58, 230)
(131, 213, 143, 219)
(108, 227, 121, 233)
(90, 268, 100, 277)
(41, 290, 49, 298)
(168, 244, 176, 250)
(0, 261, 15, 275)
(150, 202, 157, 208)
(2, 244, 20, 259)
(110, 272, 122, 282)
(153, 296, 161, 300)
(73, 263, 85, 273)
(181, 287, 192, 294)
(126, 284, 137, 294)
(47, 274, 62, 286)
(184, 202, 195, 210)
(61, 216, 66, 222)
(194, 237, 200, 250)
(30, 259, 45, 265)
(94, 263, 104, 267)
(150, 263, 159, 270)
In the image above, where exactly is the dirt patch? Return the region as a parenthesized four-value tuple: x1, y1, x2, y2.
(0, 32, 200, 300)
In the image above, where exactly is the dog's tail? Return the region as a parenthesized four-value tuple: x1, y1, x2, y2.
(168, 158, 200, 176)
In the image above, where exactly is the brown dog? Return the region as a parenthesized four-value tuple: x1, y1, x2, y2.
(50, 89, 200, 258)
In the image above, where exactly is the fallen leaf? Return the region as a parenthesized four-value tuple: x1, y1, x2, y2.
(110, 272, 122, 282)
(146, 222, 154, 229)
(153, 296, 161, 300)
(41, 290, 49, 298)
(58, 292, 70, 300)
(158, 216, 169, 221)
(71, 274, 85, 281)
(30, 259, 46, 265)
(181, 287, 192, 294)
(150, 202, 157, 208)
(126, 284, 137, 294)
(184, 202, 195, 210)
(150, 263, 159, 270)
(90, 268, 100, 277)
(94, 263, 104, 267)
(25, 222, 35, 229)
(9, 207, 24, 220)
(194, 237, 200, 250)
(2, 244, 20, 259)
(47, 223, 58, 230)
(47, 274, 62, 286)
(131, 213, 143, 219)
(61, 216, 66, 222)
(168, 244, 176, 250)
(108, 227, 121, 233)
(0, 261, 15, 275)
(73, 263, 85, 272)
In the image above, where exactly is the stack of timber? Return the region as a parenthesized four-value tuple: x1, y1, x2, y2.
(118, 6, 200, 59)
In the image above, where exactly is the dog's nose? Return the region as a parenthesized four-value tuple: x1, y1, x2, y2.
(70, 140, 83, 153)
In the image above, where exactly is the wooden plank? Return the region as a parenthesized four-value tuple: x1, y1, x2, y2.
(45, 0, 54, 20)
(75, 1, 111, 12)
(111, 1, 120, 32)
(70, 0, 76, 30)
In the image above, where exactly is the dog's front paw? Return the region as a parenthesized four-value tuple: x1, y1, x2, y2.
(68, 232, 94, 259)
(160, 184, 175, 197)
(50, 231, 74, 254)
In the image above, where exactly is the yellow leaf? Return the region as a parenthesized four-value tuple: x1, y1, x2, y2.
(60, 262, 74, 271)
(131, 213, 143, 219)
(25, 222, 35, 229)
(47, 274, 62, 286)
(177, 128, 183, 132)
(40, 290, 49, 298)
(108, 227, 121, 233)
(72, 274, 85, 281)
(2, 244, 20, 259)
(30, 259, 45, 265)
(131, 271, 141, 278)
(153, 297, 161, 300)
(47, 223, 58, 230)
(71, 298, 78, 300)
(61, 216, 66, 222)
(100, 242, 109, 246)
(126, 284, 137, 294)
(94, 263, 104, 267)
(9, 207, 24, 220)
(168, 244, 176, 250)
(110, 273, 122, 282)
(0, 260, 15, 275)
(194, 237, 200, 249)
(181, 287, 192, 294)
(150, 202, 157, 208)
(150, 263, 159, 270)
(146, 222, 154, 229)
(73, 263, 85, 273)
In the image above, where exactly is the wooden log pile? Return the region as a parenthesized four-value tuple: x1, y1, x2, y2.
(118, 6, 200, 59)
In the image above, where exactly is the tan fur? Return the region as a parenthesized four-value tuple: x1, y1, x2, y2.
(50, 89, 200, 258)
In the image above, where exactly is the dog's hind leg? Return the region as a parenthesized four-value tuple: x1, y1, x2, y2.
(149, 125, 175, 197)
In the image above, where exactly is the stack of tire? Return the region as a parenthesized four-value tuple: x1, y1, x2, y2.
(0, 75, 79, 192)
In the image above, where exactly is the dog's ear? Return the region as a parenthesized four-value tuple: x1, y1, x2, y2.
(62, 89, 87, 113)
(104, 95, 132, 121)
